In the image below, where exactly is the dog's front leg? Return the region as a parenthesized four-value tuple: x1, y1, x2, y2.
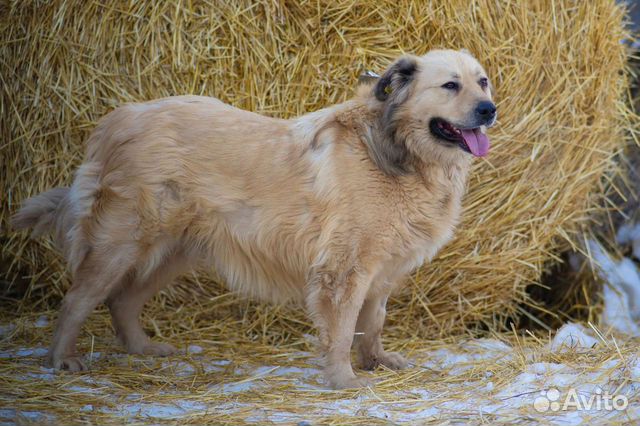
(306, 266, 372, 389)
(355, 292, 408, 371)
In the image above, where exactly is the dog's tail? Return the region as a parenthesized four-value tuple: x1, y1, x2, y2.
(12, 163, 103, 274)
(11, 187, 71, 238)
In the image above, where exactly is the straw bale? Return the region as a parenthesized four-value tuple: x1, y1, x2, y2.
(0, 0, 635, 339)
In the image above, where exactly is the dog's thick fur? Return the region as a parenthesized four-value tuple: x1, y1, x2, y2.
(12, 49, 495, 389)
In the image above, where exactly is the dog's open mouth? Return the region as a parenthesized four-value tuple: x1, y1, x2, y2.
(429, 118, 490, 157)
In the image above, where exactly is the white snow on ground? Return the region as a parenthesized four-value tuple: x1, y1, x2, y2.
(0, 347, 48, 358)
(0, 409, 55, 424)
(3, 337, 639, 424)
(34, 315, 49, 328)
(616, 223, 640, 260)
(104, 398, 211, 419)
(422, 338, 513, 374)
(187, 344, 203, 354)
(0, 324, 15, 338)
(549, 323, 600, 352)
(589, 239, 640, 335)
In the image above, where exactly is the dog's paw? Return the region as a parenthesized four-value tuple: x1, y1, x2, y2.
(328, 374, 373, 390)
(360, 351, 408, 371)
(141, 342, 177, 356)
(48, 355, 88, 372)
(378, 351, 409, 370)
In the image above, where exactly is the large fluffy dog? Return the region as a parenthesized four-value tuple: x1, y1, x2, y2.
(12, 49, 496, 389)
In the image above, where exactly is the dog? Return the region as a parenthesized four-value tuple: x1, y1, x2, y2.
(12, 49, 496, 389)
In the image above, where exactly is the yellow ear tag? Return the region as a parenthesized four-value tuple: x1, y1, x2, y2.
(384, 85, 393, 95)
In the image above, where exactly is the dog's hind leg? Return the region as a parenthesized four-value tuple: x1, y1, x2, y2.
(107, 248, 192, 356)
(48, 247, 135, 371)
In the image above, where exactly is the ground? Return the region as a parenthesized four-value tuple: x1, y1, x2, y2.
(2, 278, 640, 425)
(3, 229, 640, 425)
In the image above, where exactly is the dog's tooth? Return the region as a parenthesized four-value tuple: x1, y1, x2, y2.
(480, 125, 487, 134)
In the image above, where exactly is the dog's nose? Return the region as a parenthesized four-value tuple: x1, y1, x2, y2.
(475, 101, 496, 121)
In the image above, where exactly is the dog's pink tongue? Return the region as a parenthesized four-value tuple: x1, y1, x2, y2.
(460, 129, 490, 157)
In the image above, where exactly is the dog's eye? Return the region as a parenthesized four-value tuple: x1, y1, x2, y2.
(479, 78, 488, 89)
(442, 82, 459, 91)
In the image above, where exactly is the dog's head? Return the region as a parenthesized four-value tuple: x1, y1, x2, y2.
(366, 49, 496, 174)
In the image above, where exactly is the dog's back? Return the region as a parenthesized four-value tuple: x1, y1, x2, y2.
(13, 95, 343, 302)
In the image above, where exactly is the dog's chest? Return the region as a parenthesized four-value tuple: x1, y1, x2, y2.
(389, 168, 466, 276)
(402, 205, 458, 273)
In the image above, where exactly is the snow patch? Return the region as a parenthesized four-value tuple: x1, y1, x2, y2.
(20, 366, 55, 381)
(422, 338, 513, 375)
(161, 360, 196, 376)
(0, 324, 15, 337)
(209, 380, 263, 394)
(550, 323, 600, 352)
(201, 359, 232, 373)
(0, 347, 48, 358)
(252, 365, 320, 379)
(67, 385, 103, 394)
(187, 344, 203, 354)
(88, 351, 102, 360)
(34, 315, 49, 328)
(589, 240, 640, 335)
(616, 222, 640, 260)
(105, 399, 209, 418)
(0, 409, 54, 423)
(630, 358, 640, 380)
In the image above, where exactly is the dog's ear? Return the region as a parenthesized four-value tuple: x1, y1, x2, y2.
(374, 56, 419, 102)
(363, 55, 419, 176)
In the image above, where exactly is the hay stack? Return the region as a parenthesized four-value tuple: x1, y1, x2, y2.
(0, 1, 634, 338)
